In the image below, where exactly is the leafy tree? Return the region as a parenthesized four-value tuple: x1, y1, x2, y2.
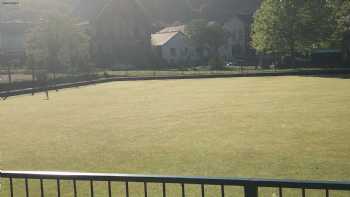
(4, 0, 73, 22)
(92, 0, 152, 67)
(186, 19, 227, 62)
(195, 0, 260, 21)
(251, 0, 334, 63)
(76, 0, 261, 27)
(251, 0, 282, 56)
(25, 14, 91, 79)
(330, 0, 350, 62)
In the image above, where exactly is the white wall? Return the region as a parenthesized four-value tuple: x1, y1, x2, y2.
(161, 32, 194, 65)
(159, 16, 248, 65)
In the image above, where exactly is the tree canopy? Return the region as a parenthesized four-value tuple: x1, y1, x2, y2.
(186, 19, 227, 57)
(92, 0, 152, 67)
(73, 0, 261, 24)
(251, 0, 334, 59)
(185, 19, 227, 68)
(26, 14, 91, 76)
(330, 0, 350, 61)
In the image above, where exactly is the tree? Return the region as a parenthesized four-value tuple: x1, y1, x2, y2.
(25, 14, 91, 80)
(251, 0, 334, 64)
(186, 19, 227, 63)
(56, 18, 91, 74)
(5, 0, 73, 22)
(195, 0, 261, 21)
(330, 0, 350, 62)
(92, 0, 152, 67)
(76, 0, 261, 28)
(301, 0, 335, 48)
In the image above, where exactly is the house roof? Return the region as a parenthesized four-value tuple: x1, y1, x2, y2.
(151, 31, 180, 46)
(158, 25, 186, 34)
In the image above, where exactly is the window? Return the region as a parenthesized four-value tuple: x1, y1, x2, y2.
(170, 48, 177, 57)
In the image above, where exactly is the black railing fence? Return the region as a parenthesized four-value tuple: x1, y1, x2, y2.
(0, 171, 349, 197)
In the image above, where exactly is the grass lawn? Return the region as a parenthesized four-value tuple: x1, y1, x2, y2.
(0, 76, 349, 197)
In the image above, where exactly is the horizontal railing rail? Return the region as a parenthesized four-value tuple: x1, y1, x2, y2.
(1, 171, 349, 197)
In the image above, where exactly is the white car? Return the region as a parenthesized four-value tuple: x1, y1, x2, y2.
(226, 62, 234, 67)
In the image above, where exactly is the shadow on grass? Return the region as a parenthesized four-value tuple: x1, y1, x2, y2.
(304, 74, 350, 79)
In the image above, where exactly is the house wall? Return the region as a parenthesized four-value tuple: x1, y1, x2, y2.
(160, 33, 194, 65)
(155, 15, 251, 65)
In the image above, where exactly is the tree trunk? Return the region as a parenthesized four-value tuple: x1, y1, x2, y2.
(53, 70, 56, 81)
(343, 33, 350, 63)
(290, 42, 296, 67)
(7, 64, 12, 84)
(31, 65, 36, 95)
(31, 68, 35, 81)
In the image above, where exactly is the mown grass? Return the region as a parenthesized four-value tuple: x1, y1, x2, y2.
(0, 76, 349, 197)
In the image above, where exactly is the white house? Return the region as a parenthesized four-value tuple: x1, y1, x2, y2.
(151, 15, 252, 66)
(151, 25, 195, 65)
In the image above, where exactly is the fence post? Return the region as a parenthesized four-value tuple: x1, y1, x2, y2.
(244, 184, 258, 197)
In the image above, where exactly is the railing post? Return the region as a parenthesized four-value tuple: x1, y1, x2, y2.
(244, 184, 258, 197)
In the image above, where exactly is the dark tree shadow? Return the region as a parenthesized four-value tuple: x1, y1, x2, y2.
(303, 74, 350, 79)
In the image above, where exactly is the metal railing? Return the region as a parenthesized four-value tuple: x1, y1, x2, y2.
(0, 171, 349, 197)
